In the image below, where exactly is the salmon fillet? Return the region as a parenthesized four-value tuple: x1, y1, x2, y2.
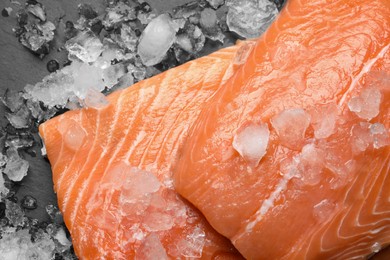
(174, 0, 390, 259)
(39, 42, 249, 259)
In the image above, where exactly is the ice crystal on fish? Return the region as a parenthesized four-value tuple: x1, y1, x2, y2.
(142, 212, 174, 232)
(351, 122, 373, 154)
(135, 233, 168, 260)
(232, 121, 270, 167)
(310, 102, 338, 139)
(296, 143, 324, 186)
(138, 14, 177, 66)
(271, 108, 311, 150)
(121, 168, 161, 202)
(226, 0, 278, 38)
(176, 225, 206, 258)
(348, 88, 382, 121)
(369, 123, 389, 149)
(59, 119, 87, 151)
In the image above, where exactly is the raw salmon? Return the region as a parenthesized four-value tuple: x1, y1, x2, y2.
(39, 42, 250, 259)
(174, 0, 390, 259)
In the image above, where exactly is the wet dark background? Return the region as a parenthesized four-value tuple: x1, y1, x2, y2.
(0, 0, 389, 258)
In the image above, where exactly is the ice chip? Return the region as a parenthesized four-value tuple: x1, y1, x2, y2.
(296, 143, 324, 186)
(3, 147, 29, 182)
(121, 167, 161, 203)
(61, 119, 87, 151)
(5, 200, 27, 227)
(348, 88, 382, 120)
(177, 225, 206, 258)
(271, 108, 311, 150)
(351, 122, 373, 154)
(310, 102, 338, 139)
(102, 63, 126, 88)
(200, 8, 217, 29)
(226, 0, 278, 38)
(135, 233, 168, 260)
(232, 121, 270, 167)
(138, 14, 177, 66)
(370, 123, 389, 149)
(5, 106, 31, 129)
(2, 89, 25, 113)
(65, 30, 104, 63)
(142, 211, 174, 232)
(0, 173, 9, 199)
(371, 242, 381, 253)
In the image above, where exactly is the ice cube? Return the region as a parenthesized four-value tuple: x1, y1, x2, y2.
(135, 233, 168, 260)
(26, 2, 46, 21)
(3, 147, 29, 182)
(232, 121, 270, 167)
(65, 30, 104, 63)
(271, 108, 311, 150)
(310, 102, 338, 139)
(226, 0, 278, 38)
(1, 89, 25, 113)
(200, 8, 217, 29)
(348, 88, 382, 120)
(371, 242, 381, 253)
(370, 123, 389, 149)
(137, 14, 177, 66)
(102, 2, 137, 29)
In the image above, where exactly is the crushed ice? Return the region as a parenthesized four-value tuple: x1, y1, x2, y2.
(232, 121, 270, 167)
(348, 88, 382, 121)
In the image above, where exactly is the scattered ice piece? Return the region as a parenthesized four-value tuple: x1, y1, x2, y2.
(18, 20, 55, 56)
(127, 64, 147, 81)
(65, 30, 104, 63)
(271, 108, 311, 150)
(3, 147, 29, 182)
(103, 63, 126, 88)
(46, 205, 64, 224)
(350, 122, 373, 154)
(313, 199, 336, 223)
(310, 102, 338, 139)
(232, 121, 270, 167)
(26, 2, 46, 21)
(5, 135, 34, 149)
(5, 200, 26, 227)
(369, 123, 389, 149)
(371, 242, 381, 253)
(0, 173, 9, 199)
(200, 8, 217, 29)
(143, 212, 174, 232)
(21, 195, 37, 210)
(138, 10, 157, 25)
(2, 7, 12, 17)
(5, 106, 31, 129)
(176, 34, 193, 53)
(226, 0, 278, 38)
(207, 0, 225, 9)
(1, 89, 25, 113)
(49, 225, 72, 252)
(348, 88, 382, 120)
(0, 228, 55, 259)
(102, 2, 137, 28)
(138, 14, 177, 66)
(135, 233, 168, 260)
(296, 143, 324, 186)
